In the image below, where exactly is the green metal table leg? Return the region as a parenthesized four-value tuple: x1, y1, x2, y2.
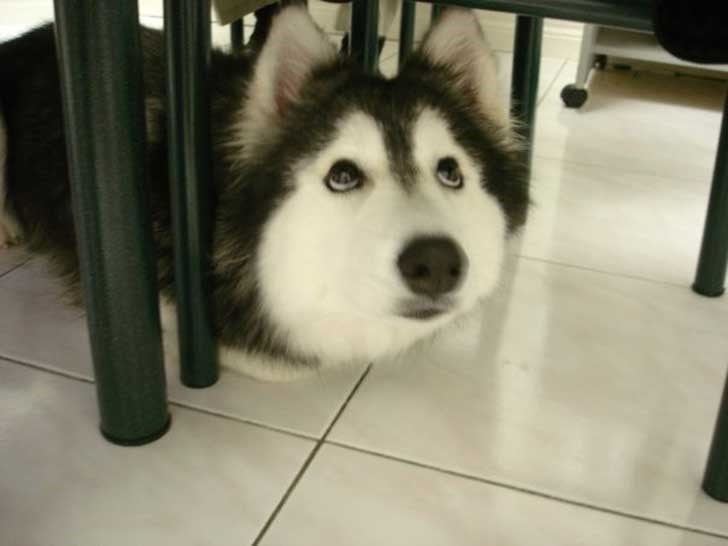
(693, 91, 728, 298)
(165, 0, 219, 388)
(703, 368, 728, 502)
(350, 0, 380, 72)
(399, 0, 416, 68)
(510, 15, 543, 172)
(53, 0, 170, 445)
(230, 18, 244, 52)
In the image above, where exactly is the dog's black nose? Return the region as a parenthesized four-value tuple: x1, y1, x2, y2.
(397, 236, 467, 297)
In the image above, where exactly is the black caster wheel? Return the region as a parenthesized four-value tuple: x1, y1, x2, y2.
(594, 54, 607, 70)
(560, 84, 588, 108)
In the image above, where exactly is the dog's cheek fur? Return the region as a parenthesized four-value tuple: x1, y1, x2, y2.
(251, 121, 403, 363)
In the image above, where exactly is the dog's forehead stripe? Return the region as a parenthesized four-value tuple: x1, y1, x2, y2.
(326, 108, 417, 190)
(357, 97, 424, 190)
(381, 114, 418, 190)
(378, 106, 464, 192)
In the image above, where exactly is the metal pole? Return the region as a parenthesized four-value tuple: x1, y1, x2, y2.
(693, 91, 728, 297)
(53, 0, 170, 444)
(350, 0, 380, 72)
(510, 15, 543, 171)
(164, 0, 219, 387)
(703, 368, 728, 501)
(399, 0, 416, 68)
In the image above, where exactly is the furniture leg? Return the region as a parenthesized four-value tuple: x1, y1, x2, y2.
(54, 0, 170, 444)
(164, 0, 219, 387)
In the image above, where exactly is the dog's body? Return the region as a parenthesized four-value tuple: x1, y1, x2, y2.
(0, 8, 528, 380)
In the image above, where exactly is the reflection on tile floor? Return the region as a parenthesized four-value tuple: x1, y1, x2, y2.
(262, 445, 728, 546)
(1, 5, 727, 544)
(330, 255, 728, 535)
(0, 361, 314, 546)
(535, 61, 724, 182)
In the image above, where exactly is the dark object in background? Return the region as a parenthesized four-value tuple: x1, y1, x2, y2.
(247, 0, 310, 51)
(247, 2, 280, 50)
(653, 0, 728, 64)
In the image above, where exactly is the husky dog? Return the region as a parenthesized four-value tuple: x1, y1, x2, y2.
(0, 7, 528, 380)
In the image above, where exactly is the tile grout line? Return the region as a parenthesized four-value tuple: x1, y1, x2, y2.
(537, 58, 570, 106)
(0, 353, 319, 442)
(529, 152, 718, 185)
(324, 440, 728, 541)
(0, 256, 31, 281)
(167, 399, 317, 442)
(0, 354, 94, 384)
(250, 365, 372, 546)
(7, 354, 726, 541)
(514, 253, 700, 290)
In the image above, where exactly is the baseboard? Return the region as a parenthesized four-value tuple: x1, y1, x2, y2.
(305, 1, 583, 60)
(476, 14, 583, 60)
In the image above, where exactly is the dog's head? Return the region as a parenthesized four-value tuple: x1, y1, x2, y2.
(216, 6, 528, 365)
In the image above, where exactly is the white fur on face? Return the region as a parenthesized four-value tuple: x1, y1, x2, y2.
(255, 108, 507, 367)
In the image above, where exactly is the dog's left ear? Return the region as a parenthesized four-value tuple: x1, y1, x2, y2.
(419, 9, 508, 124)
(247, 6, 337, 122)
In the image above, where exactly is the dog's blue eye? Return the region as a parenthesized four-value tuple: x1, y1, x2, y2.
(436, 157, 463, 189)
(325, 160, 364, 192)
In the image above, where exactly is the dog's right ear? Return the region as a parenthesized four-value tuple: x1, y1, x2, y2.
(246, 5, 336, 124)
(417, 8, 508, 126)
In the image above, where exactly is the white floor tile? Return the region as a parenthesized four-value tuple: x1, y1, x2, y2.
(139, 0, 164, 19)
(0, 1, 52, 29)
(520, 156, 710, 285)
(534, 62, 726, 182)
(261, 444, 728, 546)
(330, 257, 728, 535)
(0, 360, 313, 546)
(379, 39, 399, 63)
(0, 246, 27, 276)
(495, 51, 567, 103)
(379, 49, 565, 93)
(379, 55, 399, 79)
(378, 40, 400, 78)
(166, 363, 368, 438)
(0, 259, 366, 436)
(0, 259, 90, 376)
